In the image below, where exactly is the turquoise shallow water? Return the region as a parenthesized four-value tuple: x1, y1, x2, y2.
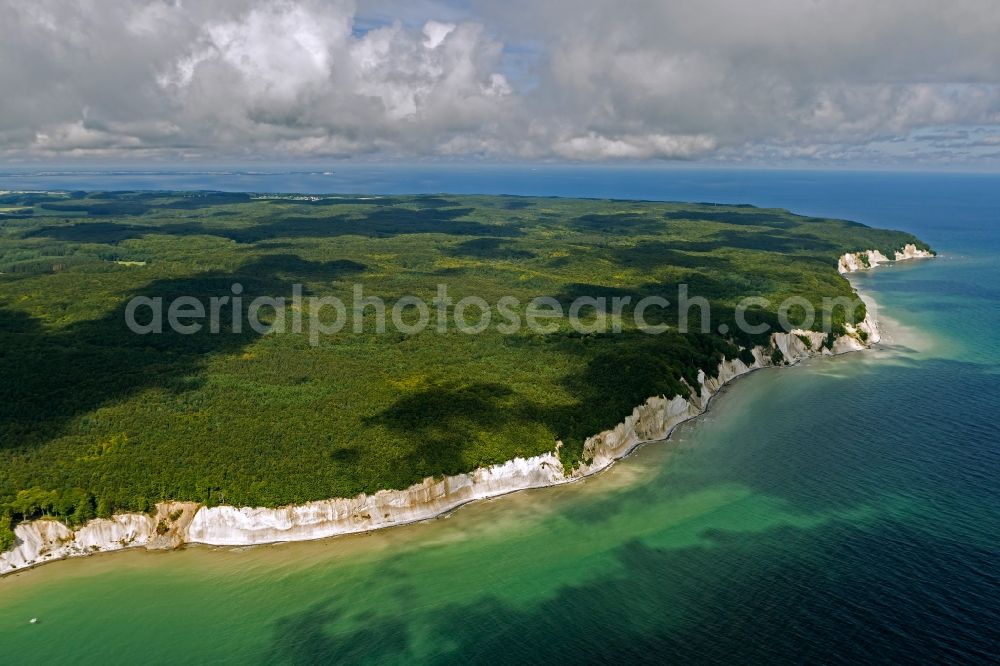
(0, 170, 998, 664)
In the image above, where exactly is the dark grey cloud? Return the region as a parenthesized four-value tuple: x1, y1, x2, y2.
(1, 0, 999, 164)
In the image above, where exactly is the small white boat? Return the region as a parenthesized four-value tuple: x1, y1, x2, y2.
(29, 618, 38, 624)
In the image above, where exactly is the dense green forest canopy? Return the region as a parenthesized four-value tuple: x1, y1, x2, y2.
(0, 191, 929, 532)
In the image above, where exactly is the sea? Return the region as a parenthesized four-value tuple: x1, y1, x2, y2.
(1, 167, 998, 664)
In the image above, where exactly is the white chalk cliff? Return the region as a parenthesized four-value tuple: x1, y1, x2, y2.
(1, 246, 932, 575)
(837, 243, 933, 274)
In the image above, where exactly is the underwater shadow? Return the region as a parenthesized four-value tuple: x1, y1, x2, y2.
(262, 517, 999, 664)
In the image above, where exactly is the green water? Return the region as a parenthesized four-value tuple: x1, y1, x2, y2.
(2, 171, 998, 663)
(2, 259, 996, 663)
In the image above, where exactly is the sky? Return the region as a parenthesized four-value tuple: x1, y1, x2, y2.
(2, 0, 1000, 169)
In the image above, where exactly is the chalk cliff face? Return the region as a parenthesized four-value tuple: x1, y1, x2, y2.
(0, 503, 197, 574)
(838, 243, 933, 274)
(185, 455, 566, 546)
(0, 246, 929, 576)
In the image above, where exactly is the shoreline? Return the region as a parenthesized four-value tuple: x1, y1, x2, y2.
(0, 246, 933, 577)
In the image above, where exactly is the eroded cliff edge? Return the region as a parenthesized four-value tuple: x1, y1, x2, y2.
(837, 243, 933, 274)
(1, 246, 933, 575)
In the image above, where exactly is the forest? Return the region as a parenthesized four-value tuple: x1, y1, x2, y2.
(0, 190, 931, 538)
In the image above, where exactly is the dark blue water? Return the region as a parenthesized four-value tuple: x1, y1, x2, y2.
(1, 167, 998, 664)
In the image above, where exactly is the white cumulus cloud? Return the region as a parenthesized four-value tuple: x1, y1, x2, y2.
(0, 0, 999, 164)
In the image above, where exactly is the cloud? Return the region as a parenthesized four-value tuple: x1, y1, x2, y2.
(1, 0, 999, 164)
(549, 133, 717, 160)
(513, 0, 1000, 161)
